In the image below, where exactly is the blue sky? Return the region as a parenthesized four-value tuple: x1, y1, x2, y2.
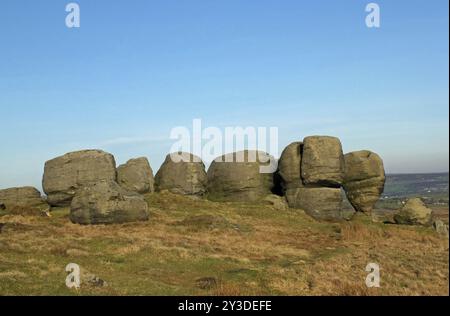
(0, 0, 448, 190)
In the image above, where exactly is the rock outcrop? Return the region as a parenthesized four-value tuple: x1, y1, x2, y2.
(207, 150, 275, 202)
(301, 136, 345, 187)
(343, 150, 385, 214)
(43, 150, 117, 207)
(277, 137, 354, 221)
(117, 157, 154, 194)
(0, 186, 49, 212)
(394, 198, 433, 226)
(286, 187, 345, 221)
(70, 180, 149, 225)
(155, 152, 207, 196)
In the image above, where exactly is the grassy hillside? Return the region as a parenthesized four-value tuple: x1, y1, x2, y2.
(0, 191, 448, 296)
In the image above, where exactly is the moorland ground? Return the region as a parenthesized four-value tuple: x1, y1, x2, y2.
(0, 191, 448, 296)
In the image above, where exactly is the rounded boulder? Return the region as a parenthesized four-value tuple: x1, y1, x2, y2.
(207, 150, 275, 202)
(154, 152, 207, 196)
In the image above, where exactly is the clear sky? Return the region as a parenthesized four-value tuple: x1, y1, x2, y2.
(0, 0, 448, 190)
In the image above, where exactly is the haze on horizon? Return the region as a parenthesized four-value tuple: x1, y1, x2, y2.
(0, 0, 448, 191)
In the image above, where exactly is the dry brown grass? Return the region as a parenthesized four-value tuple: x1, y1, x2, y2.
(0, 191, 448, 296)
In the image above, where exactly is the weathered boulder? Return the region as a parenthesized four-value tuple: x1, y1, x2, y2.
(301, 136, 344, 187)
(286, 187, 347, 221)
(277, 142, 303, 192)
(343, 150, 385, 214)
(432, 219, 449, 238)
(70, 180, 149, 225)
(207, 150, 275, 202)
(0, 186, 49, 212)
(155, 152, 207, 196)
(117, 157, 154, 194)
(394, 198, 433, 226)
(43, 150, 117, 207)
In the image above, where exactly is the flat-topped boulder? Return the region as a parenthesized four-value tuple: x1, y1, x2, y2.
(287, 187, 348, 221)
(343, 150, 385, 214)
(155, 152, 207, 196)
(117, 157, 154, 194)
(70, 180, 149, 225)
(0, 186, 49, 213)
(394, 198, 433, 226)
(301, 136, 345, 187)
(207, 150, 275, 202)
(42, 150, 117, 207)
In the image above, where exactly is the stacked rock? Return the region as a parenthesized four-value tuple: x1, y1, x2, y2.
(5, 136, 385, 224)
(279, 136, 348, 221)
(42, 149, 150, 225)
(278, 136, 386, 221)
(42, 150, 117, 207)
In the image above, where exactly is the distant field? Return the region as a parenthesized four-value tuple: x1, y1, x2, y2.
(376, 173, 449, 210)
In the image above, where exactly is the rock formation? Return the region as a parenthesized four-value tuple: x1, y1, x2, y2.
(301, 136, 345, 187)
(42, 150, 117, 207)
(0, 186, 49, 212)
(286, 187, 345, 221)
(207, 150, 275, 202)
(277, 136, 354, 221)
(155, 152, 207, 196)
(343, 150, 385, 214)
(70, 180, 149, 225)
(394, 198, 433, 226)
(117, 157, 154, 194)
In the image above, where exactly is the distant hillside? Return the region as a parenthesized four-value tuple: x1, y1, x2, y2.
(377, 173, 449, 209)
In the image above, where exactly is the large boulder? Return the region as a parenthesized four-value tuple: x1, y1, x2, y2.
(207, 150, 275, 202)
(286, 187, 348, 221)
(394, 198, 433, 226)
(43, 150, 117, 207)
(155, 152, 207, 196)
(117, 157, 154, 194)
(301, 136, 345, 187)
(0, 186, 49, 212)
(70, 180, 149, 225)
(277, 142, 303, 192)
(343, 150, 385, 214)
